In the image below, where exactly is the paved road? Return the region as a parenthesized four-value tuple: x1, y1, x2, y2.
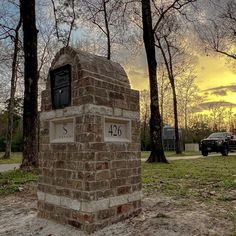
(167, 155, 204, 161)
(141, 154, 205, 162)
(0, 164, 20, 172)
(142, 153, 235, 162)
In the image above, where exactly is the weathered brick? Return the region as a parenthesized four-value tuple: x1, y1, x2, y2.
(111, 161, 126, 169)
(84, 171, 95, 181)
(51, 144, 67, 151)
(66, 179, 83, 189)
(96, 189, 115, 199)
(111, 178, 127, 187)
(54, 206, 71, 218)
(117, 186, 131, 195)
(117, 203, 134, 215)
(67, 144, 79, 152)
(97, 208, 116, 220)
(37, 201, 44, 211)
(72, 211, 95, 223)
(96, 152, 111, 161)
(95, 87, 108, 98)
(85, 162, 95, 171)
(54, 161, 66, 169)
(90, 143, 107, 151)
(95, 96, 112, 106)
(53, 177, 66, 187)
(116, 169, 131, 178)
(85, 180, 110, 191)
(96, 162, 109, 170)
(109, 92, 124, 100)
(68, 220, 82, 229)
(129, 175, 141, 184)
(55, 170, 71, 179)
(55, 187, 71, 197)
(96, 170, 110, 181)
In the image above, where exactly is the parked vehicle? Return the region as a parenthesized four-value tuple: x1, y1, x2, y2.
(199, 132, 236, 156)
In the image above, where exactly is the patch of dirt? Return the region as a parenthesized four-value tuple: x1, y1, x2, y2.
(0, 187, 234, 236)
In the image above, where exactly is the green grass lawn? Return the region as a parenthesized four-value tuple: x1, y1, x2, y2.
(2, 153, 234, 200)
(0, 153, 22, 164)
(142, 151, 201, 159)
(142, 155, 236, 200)
(0, 169, 38, 195)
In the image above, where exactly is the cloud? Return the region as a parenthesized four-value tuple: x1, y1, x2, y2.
(201, 101, 236, 109)
(128, 70, 147, 78)
(193, 101, 236, 112)
(202, 84, 236, 97)
(211, 90, 228, 96)
(204, 85, 236, 93)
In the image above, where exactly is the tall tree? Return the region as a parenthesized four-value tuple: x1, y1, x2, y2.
(2, 18, 22, 159)
(0, 0, 22, 159)
(153, 0, 197, 154)
(20, 0, 38, 169)
(155, 14, 182, 154)
(177, 73, 201, 131)
(141, 0, 168, 163)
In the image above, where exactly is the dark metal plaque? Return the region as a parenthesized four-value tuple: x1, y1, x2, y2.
(50, 64, 71, 109)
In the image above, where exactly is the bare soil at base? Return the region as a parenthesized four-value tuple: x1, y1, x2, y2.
(0, 185, 234, 236)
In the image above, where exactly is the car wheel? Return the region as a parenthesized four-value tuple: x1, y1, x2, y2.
(201, 149, 208, 156)
(221, 145, 229, 156)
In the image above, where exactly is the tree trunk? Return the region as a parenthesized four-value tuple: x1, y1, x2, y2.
(142, 105, 147, 150)
(171, 83, 181, 154)
(184, 103, 188, 131)
(141, 0, 168, 163)
(157, 35, 181, 155)
(20, 0, 39, 170)
(160, 79, 164, 129)
(2, 19, 22, 160)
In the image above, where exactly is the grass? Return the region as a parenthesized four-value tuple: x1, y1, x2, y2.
(0, 169, 38, 195)
(0, 152, 22, 164)
(142, 155, 236, 200)
(142, 151, 201, 159)
(142, 155, 236, 233)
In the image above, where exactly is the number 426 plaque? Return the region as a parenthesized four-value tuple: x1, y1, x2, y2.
(104, 117, 131, 142)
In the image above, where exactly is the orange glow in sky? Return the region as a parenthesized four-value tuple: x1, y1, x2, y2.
(126, 53, 236, 113)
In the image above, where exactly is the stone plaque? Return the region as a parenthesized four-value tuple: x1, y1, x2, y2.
(50, 118, 74, 143)
(104, 117, 131, 142)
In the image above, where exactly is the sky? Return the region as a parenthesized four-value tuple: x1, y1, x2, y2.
(125, 51, 236, 113)
(41, 0, 236, 115)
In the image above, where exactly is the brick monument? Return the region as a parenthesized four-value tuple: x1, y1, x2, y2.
(38, 47, 141, 233)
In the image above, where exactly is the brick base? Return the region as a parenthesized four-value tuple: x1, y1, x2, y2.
(38, 196, 141, 233)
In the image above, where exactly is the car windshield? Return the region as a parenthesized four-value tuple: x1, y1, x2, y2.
(208, 133, 227, 138)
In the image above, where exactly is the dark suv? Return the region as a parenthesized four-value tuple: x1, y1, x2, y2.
(200, 132, 236, 156)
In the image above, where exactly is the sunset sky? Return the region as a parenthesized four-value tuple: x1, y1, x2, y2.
(126, 52, 236, 113)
